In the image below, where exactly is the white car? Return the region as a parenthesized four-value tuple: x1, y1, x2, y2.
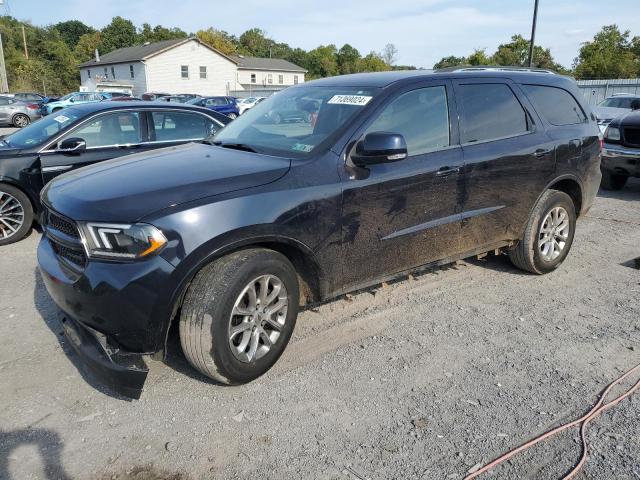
(238, 96, 266, 115)
(594, 94, 640, 133)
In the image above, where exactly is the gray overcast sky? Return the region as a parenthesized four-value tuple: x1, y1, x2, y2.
(7, 0, 640, 68)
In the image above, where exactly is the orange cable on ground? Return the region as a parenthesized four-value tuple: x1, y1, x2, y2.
(464, 362, 640, 480)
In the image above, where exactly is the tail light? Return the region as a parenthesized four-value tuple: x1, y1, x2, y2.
(26, 103, 39, 110)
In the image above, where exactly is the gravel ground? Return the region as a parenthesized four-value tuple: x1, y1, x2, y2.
(1, 180, 639, 480)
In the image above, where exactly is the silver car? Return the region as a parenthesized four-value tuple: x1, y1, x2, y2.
(594, 94, 640, 133)
(0, 95, 41, 128)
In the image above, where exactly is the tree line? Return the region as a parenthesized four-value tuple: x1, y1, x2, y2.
(0, 14, 638, 96)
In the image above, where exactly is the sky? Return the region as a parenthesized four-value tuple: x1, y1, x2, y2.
(5, 0, 640, 69)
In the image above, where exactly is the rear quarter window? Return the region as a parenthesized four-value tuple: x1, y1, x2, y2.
(522, 84, 587, 126)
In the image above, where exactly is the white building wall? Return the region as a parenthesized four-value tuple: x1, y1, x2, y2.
(80, 63, 147, 96)
(144, 40, 238, 96)
(236, 69, 305, 89)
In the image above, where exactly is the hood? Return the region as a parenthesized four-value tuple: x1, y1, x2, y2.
(611, 110, 640, 128)
(42, 142, 291, 222)
(594, 106, 628, 121)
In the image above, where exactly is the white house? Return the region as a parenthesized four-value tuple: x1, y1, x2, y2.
(79, 37, 306, 98)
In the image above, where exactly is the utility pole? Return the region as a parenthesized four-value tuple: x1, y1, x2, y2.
(527, 0, 539, 67)
(0, 33, 8, 93)
(21, 25, 28, 60)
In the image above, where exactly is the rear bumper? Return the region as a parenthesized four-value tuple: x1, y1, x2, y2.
(62, 316, 148, 399)
(602, 143, 640, 177)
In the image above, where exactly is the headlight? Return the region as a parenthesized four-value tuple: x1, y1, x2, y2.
(79, 222, 167, 260)
(604, 127, 620, 141)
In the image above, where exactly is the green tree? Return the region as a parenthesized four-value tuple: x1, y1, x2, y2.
(467, 48, 491, 66)
(574, 25, 638, 79)
(52, 20, 94, 49)
(100, 16, 137, 53)
(337, 44, 361, 74)
(433, 55, 467, 69)
(306, 44, 339, 78)
(492, 34, 565, 71)
(357, 52, 390, 72)
(239, 28, 272, 57)
(74, 31, 103, 63)
(196, 28, 238, 56)
(138, 23, 187, 43)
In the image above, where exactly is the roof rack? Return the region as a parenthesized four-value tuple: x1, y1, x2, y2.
(435, 66, 557, 74)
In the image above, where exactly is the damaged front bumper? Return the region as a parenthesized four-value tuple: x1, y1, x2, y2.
(62, 315, 149, 399)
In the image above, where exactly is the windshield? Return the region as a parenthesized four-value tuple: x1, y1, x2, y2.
(213, 86, 379, 157)
(3, 108, 82, 148)
(599, 97, 638, 108)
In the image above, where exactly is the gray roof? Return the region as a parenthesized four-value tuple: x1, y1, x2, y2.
(79, 37, 236, 67)
(232, 56, 307, 73)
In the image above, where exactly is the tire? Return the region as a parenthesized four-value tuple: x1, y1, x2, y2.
(508, 190, 576, 274)
(0, 183, 34, 246)
(179, 248, 299, 384)
(600, 170, 628, 191)
(12, 113, 30, 128)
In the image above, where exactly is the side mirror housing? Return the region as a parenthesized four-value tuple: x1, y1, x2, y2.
(352, 132, 408, 167)
(57, 137, 86, 154)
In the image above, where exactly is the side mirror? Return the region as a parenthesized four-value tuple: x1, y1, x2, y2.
(352, 132, 408, 167)
(57, 137, 86, 154)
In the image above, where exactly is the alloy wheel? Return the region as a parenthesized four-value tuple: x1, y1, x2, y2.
(538, 206, 570, 262)
(13, 114, 29, 128)
(0, 191, 25, 240)
(228, 274, 288, 363)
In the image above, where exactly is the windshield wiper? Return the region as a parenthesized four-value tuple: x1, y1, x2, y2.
(211, 141, 258, 153)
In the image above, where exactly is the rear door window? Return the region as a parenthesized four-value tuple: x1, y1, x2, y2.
(457, 83, 530, 144)
(522, 84, 586, 126)
(151, 111, 217, 141)
(364, 86, 450, 156)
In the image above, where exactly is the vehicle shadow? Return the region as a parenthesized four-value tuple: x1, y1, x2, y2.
(0, 428, 72, 480)
(32, 268, 133, 401)
(464, 252, 530, 275)
(596, 177, 640, 201)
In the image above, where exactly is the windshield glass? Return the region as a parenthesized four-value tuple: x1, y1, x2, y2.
(3, 108, 82, 148)
(599, 97, 638, 108)
(213, 86, 379, 157)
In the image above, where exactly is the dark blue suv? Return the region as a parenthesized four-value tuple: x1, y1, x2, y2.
(188, 96, 240, 119)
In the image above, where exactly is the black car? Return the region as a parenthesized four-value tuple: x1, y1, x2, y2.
(0, 102, 230, 244)
(601, 109, 640, 190)
(38, 68, 601, 398)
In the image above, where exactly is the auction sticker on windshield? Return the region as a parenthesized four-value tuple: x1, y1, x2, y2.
(53, 115, 70, 123)
(327, 95, 372, 106)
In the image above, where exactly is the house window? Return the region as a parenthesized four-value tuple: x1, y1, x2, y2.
(294, 75, 299, 85)
(104, 67, 108, 79)
(130, 65, 134, 79)
(278, 74, 283, 84)
(200, 66, 207, 79)
(111, 66, 116, 79)
(250, 73, 256, 84)
(181, 65, 189, 79)
(87, 69, 91, 79)
(267, 73, 273, 84)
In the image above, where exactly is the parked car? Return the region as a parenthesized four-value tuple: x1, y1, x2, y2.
(237, 96, 266, 115)
(0, 95, 41, 127)
(0, 102, 231, 245)
(41, 92, 107, 116)
(100, 92, 132, 99)
(601, 109, 640, 190)
(11, 92, 47, 105)
(188, 96, 240, 119)
(594, 93, 640, 133)
(105, 96, 142, 101)
(156, 94, 200, 104)
(37, 69, 601, 398)
(141, 92, 171, 101)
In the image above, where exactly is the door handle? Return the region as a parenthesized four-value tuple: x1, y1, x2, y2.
(435, 166, 461, 176)
(534, 148, 553, 157)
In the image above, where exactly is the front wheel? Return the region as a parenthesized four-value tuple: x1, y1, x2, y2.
(600, 170, 628, 191)
(12, 113, 30, 128)
(508, 190, 576, 274)
(0, 183, 34, 245)
(179, 248, 299, 384)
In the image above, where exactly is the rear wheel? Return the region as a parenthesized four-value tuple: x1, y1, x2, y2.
(179, 248, 299, 384)
(12, 113, 30, 128)
(600, 170, 628, 191)
(0, 183, 33, 245)
(508, 190, 576, 274)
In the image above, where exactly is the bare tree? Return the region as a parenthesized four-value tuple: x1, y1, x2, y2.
(382, 43, 398, 66)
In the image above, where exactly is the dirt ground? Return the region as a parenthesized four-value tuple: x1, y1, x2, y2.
(1, 180, 639, 480)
